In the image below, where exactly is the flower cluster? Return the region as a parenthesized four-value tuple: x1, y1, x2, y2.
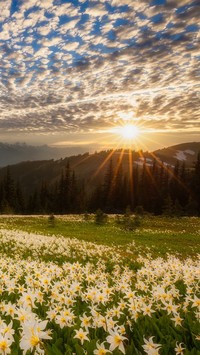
(0, 226, 199, 354)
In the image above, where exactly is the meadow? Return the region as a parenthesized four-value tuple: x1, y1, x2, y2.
(0, 215, 199, 354)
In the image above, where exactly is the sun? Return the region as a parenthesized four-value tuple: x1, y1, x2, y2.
(107, 123, 141, 147)
(120, 124, 139, 139)
(110, 124, 139, 140)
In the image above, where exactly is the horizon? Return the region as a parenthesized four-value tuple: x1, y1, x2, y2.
(0, 0, 199, 152)
(0, 139, 200, 153)
(0, 140, 200, 169)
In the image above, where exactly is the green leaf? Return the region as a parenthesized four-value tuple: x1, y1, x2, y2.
(74, 343, 85, 355)
(64, 344, 73, 355)
(51, 344, 64, 355)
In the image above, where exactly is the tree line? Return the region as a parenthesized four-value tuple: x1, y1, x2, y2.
(0, 153, 200, 216)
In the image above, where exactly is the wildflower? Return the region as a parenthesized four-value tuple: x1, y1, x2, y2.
(142, 304, 155, 317)
(192, 296, 200, 309)
(20, 319, 51, 353)
(106, 328, 127, 354)
(118, 325, 126, 335)
(15, 307, 32, 323)
(0, 333, 13, 354)
(142, 336, 161, 355)
(46, 308, 57, 321)
(175, 342, 185, 354)
(94, 342, 111, 355)
(171, 314, 183, 327)
(80, 313, 92, 331)
(162, 301, 179, 315)
(5, 303, 15, 318)
(19, 291, 36, 308)
(1, 321, 14, 342)
(74, 328, 89, 345)
(56, 308, 75, 328)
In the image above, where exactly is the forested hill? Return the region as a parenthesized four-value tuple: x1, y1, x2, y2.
(0, 142, 87, 167)
(0, 142, 199, 215)
(0, 150, 140, 195)
(154, 142, 200, 167)
(0, 142, 199, 195)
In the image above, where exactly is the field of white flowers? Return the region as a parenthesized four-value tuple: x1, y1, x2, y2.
(0, 226, 199, 354)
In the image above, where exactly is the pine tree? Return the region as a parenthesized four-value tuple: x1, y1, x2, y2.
(70, 171, 78, 212)
(27, 190, 40, 214)
(132, 165, 139, 211)
(162, 195, 173, 217)
(89, 184, 103, 211)
(57, 170, 65, 213)
(185, 196, 198, 216)
(3, 167, 16, 213)
(139, 159, 152, 212)
(169, 160, 180, 203)
(63, 162, 71, 213)
(112, 161, 124, 213)
(40, 181, 50, 214)
(102, 159, 115, 212)
(179, 162, 189, 208)
(15, 181, 25, 214)
(191, 152, 200, 214)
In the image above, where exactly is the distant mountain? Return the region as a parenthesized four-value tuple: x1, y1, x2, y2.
(0, 142, 199, 196)
(132, 142, 200, 169)
(0, 142, 89, 167)
(0, 150, 138, 195)
(153, 142, 200, 167)
(1, 141, 199, 169)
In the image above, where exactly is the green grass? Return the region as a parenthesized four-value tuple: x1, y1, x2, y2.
(0, 215, 199, 258)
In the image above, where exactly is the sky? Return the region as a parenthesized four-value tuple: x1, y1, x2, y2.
(0, 0, 199, 153)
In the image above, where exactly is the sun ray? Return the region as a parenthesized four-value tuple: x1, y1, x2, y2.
(128, 148, 134, 208)
(110, 124, 140, 141)
(90, 149, 116, 180)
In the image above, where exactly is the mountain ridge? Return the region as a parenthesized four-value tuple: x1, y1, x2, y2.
(0, 141, 199, 168)
(0, 142, 89, 167)
(0, 141, 199, 197)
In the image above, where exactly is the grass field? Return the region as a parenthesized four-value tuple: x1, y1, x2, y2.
(0, 215, 199, 354)
(0, 214, 199, 258)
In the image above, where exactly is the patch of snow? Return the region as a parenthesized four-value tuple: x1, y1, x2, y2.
(175, 149, 196, 161)
(135, 161, 153, 166)
(174, 150, 186, 161)
(138, 157, 152, 162)
(184, 149, 195, 155)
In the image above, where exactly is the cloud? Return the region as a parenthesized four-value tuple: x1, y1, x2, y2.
(0, 0, 12, 23)
(62, 41, 80, 51)
(0, 0, 199, 141)
(85, 3, 108, 17)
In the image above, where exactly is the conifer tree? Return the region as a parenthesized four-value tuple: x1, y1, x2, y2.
(102, 159, 114, 212)
(192, 152, 200, 214)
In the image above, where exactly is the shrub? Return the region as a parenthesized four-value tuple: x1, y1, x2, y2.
(135, 205, 144, 216)
(48, 214, 56, 227)
(83, 212, 90, 221)
(120, 206, 141, 231)
(94, 209, 108, 225)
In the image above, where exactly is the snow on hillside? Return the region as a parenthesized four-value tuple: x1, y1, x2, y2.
(184, 150, 195, 155)
(174, 150, 195, 161)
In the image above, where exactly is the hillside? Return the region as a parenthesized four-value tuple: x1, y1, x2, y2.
(153, 142, 200, 167)
(0, 150, 140, 195)
(0, 142, 199, 197)
(0, 142, 87, 167)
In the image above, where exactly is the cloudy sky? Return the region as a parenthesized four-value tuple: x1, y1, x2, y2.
(0, 0, 199, 152)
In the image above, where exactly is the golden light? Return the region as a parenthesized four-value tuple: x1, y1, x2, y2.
(121, 124, 139, 139)
(111, 124, 139, 140)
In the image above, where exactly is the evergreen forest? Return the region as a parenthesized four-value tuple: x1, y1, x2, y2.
(0, 152, 200, 216)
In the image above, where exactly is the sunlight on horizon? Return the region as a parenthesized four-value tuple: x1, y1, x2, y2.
(114, 124, 139, 140)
